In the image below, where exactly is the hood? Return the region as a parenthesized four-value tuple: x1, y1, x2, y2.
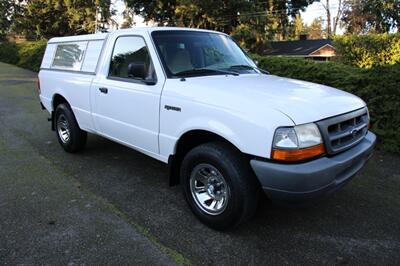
(167, 74, 366, 125)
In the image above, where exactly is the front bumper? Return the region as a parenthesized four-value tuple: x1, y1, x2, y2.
(250, 131, 376, 204)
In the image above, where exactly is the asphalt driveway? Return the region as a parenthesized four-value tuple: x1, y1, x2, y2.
(0, 62, 399, 265)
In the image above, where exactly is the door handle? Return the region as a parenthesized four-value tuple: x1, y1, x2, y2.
(99, 87, 108, 94)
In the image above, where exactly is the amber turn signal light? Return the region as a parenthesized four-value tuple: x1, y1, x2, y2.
(272, 144, 325, 162)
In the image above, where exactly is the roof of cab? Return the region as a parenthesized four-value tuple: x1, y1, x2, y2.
(47, 27, 224, 43)
(122, 26, 222, 34)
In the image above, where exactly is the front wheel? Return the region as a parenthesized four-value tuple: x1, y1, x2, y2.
(180, 142, 260, 230)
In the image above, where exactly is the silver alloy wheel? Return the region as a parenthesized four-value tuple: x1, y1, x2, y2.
(190, 163, 230, 215)
(57, 114, 70, 144)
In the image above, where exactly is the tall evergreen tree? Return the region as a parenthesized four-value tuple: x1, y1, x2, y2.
(121, 6, 135, 29)
(291, 14, 306, 39)
(125, 0, 316, 37)
(13, 0, 112, 39)
(0, 0, 21, 40)
(305, 17, 325, 39)
(341, 0, 400, 34)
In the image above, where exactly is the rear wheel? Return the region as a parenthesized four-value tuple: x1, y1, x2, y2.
(55, 103, 87, 153)
(180, 142, 259, 230)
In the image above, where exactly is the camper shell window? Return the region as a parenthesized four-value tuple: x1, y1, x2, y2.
(51, 42, 88, 71)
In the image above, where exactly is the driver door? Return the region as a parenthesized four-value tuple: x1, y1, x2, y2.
(91, 35, 163, 155)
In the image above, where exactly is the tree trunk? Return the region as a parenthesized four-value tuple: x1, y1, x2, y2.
(326, 0, 332, 38)
(333, 0, 343, 35)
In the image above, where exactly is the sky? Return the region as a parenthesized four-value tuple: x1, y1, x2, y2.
(301, 0, 340, 25)
(111, 0, 342, 33)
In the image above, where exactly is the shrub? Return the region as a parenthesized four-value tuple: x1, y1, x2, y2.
(252, 55, 365, 92)
(17, 40, 47, 72)
(0, 40, 46, 72)
(334, 33, 400, 69)
(360, 64, 400, 152)
(0, 42, 20, 65)
(252, 55, 400, 153)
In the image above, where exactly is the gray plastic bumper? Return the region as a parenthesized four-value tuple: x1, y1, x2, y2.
(250, 131, 376, 203)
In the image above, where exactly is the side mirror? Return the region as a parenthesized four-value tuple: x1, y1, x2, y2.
(128, 62, 146, 80)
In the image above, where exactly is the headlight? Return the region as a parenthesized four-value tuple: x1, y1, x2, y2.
(272, 123, 325, 162)
(273, 127, 298, 148)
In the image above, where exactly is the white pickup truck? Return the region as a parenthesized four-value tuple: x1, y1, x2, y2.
(38, 27, 376, 230)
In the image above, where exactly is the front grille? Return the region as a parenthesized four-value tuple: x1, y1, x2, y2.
(316, 107, 369, 155)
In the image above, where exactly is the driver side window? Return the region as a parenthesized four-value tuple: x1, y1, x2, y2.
(109, 36, 156, 81)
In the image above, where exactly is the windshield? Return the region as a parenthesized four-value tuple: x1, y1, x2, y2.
(151, 30, 258, 77)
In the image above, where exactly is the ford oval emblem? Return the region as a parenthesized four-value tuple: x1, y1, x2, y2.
(350, 128, 358, 137)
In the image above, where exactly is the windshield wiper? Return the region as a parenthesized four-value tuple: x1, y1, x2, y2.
(228, 65, 270, 74)
(173, 68, 239, 77)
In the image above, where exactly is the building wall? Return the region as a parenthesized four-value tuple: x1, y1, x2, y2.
(310, 45, 336, 57)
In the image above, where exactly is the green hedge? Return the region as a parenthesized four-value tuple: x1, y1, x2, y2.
(0, 41, 47, 72)
(0, 42, 20, 65)
(334, 33, 400, 69)
(17, 40, 47, 72)
(252, 56, 365, 92)
(253, 55, 400, 153)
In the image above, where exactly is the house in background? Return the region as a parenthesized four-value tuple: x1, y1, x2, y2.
(263, 36, 336, 61)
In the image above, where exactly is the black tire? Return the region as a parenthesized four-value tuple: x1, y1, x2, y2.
(54, 103, 87, 153)
(180, 142, 260, 230)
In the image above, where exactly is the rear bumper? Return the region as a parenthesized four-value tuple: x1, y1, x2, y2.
(250, 131, 376, 204)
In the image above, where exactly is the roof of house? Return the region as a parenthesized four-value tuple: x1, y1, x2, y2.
(264, 39, 334, 56)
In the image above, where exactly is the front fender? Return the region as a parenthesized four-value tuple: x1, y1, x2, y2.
(159, 96, 294, 159)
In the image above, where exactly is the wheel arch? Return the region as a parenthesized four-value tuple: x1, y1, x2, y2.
(52, 93, 70, 111)
(51, 93, 70, 131)
(168, 129, 249, 186)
